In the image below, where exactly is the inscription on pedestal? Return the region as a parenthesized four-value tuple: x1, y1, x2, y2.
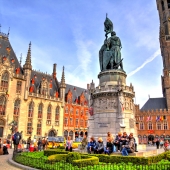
(98, 123, 110, 128)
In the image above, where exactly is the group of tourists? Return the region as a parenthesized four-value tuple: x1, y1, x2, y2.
(26, 137, 48, 151)
(155, 138, 170, 151)
(86, 132, 138, 156)
(64, 132, 138, 156)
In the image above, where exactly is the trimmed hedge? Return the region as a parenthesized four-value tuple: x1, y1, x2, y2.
(73, 156, 99, 167)
(90, 151, 170, 165)
(44, 149, 69, 156)
(48, 154, 67, 162)
(66, 152, 81, 163)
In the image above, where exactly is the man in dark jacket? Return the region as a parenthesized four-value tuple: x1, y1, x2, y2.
(13, 131, 21, 152)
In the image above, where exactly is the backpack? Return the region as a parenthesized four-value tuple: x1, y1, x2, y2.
(13, 133, 20, 141)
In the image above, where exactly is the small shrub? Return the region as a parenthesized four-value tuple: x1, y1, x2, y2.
(48, 154, 67, 162)
(72, 156, 99, 167)
(57, 146, 65, 149)
(44, 149, 69, 156)
(66, 152, 81, 163)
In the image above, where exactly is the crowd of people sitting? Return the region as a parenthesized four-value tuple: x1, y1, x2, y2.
(64, 132, 138, 156)
(85, 132, 138, 156)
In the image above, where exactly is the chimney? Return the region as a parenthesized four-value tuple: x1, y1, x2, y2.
(53, 63, 57, 78)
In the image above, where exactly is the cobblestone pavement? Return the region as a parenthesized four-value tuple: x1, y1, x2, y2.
(0, 149, 21, 170)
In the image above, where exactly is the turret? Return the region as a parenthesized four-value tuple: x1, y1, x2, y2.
(60, 66, 66, 105)
(23, 42, 32, 100)
(53, 63, 57, 78)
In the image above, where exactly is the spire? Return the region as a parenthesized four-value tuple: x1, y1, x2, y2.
(23, 42, 32, 70)
(60, 66, 66, 88)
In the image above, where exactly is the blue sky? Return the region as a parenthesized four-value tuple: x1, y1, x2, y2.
(0, 0, 162, 107)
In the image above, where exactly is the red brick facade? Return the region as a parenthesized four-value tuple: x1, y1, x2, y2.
(135, 105, 170, 144)
(63, 90, 88, 140)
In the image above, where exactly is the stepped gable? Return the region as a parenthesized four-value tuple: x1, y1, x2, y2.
(140, 97, 167, 111)
(65, 84, 88, 103)
(0, 33, 24, 74)
(30, 70, 60, 96)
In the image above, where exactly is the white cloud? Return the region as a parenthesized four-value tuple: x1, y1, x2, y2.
(127, 49, 161, 77)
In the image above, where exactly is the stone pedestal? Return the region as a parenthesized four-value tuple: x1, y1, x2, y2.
(88, 69, 137, 142)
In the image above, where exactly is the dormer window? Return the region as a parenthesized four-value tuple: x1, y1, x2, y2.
(1, 72, 9, 90)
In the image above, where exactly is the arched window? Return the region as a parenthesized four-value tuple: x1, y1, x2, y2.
(1, 72, 9, 90)
(13, 99, 20, 122)
(139, 122, 144, 130)
(64, 130, 68, 140)
(167, 0, 170, 8)
(164, 122, 168, 130)
(28, 102, 34, 118)
(55, 106, 60, 126)
(0, 96, 6, 115)
(157, 123, 162, 130)
(69, 131, 73, 140)
(162, 1, 165, 11)
(47, 105, 51, 120)
(37, 122, 41, 135)
(65, 107, 68, 113)
(38, 103, 43, 119)
(148, 122, 153, 130)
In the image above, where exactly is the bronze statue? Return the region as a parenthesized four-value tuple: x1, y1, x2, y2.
(99, 15, 123, 71)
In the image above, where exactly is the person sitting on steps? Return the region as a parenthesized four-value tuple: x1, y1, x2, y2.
(94, 137, 104, 154)
(105, 137, 113, 155)
(128, 133, 138, 152)
(114, 132, 122, 152)
(120, 132, 129, 151)
(87, 137, 96, 154)
(121, 133, 135, 156)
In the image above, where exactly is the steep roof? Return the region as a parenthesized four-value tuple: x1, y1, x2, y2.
(0, 32, 89, 101)
(30, 70, 60, 96)
(0, 33, 24, 74)
(140, 97, 167, 111)
(65, 84, 89, 103)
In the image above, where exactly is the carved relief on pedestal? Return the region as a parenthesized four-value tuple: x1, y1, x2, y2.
(129, 118, 134, 128)
(93, 96, 118, 112)
(130, 100, 133, 110)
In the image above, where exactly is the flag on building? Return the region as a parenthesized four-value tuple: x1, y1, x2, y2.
(160, 116, 163, 121)
(146, 115, 151, 122)
(156, 116, 160, 121)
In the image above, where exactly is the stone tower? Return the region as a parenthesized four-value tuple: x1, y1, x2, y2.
(156, 0, 170, 109)
(23, 42, 32, 100)
(87, 16, 137, 141)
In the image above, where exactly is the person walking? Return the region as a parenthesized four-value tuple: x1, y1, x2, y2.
(13, 130, 21, 152)
(156, 139, 160, 149)
(37, 138, 42, 151)
(27, 137, 31, 150)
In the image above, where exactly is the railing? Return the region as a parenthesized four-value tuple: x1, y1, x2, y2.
(12, 152, 170, 170)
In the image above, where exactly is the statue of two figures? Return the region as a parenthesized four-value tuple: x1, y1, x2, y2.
(99, 15, 123, 71)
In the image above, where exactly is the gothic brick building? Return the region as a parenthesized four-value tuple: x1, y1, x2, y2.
(0, 30, 88, 141)
(63, 86, 89, 140)
(135, 0, 170, 143)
